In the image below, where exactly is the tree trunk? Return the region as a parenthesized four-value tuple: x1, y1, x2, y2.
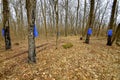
(92, 0, 100, 31)
(107, 0, 117, 46)
(85, 0, 95, 44)
(65, 0, 68, 37)
(75, 0, 79, 35)
(3, 0, 11, 50)
(26, 0, 36, 63)
(54, 0, 59, 49)
(82, 0, 86, 38)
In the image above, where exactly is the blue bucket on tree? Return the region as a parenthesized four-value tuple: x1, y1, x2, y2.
(107, 29, 112, 37)
(87, 28, 92, 35)
(33, 24, 38, 38)
(2, 28, 5, 37)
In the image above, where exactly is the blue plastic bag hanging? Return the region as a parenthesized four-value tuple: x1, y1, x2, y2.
(2, 28, 5, 37)
(33, 24, 38, 38)
(107, 29, 112, 36)
(87, 28, 92, 35)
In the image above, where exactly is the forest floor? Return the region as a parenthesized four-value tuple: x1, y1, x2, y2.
(0, 36, 120, 80)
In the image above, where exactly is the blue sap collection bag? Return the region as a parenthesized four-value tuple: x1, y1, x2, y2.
(107, 29, 113, 36)
(87, 28, 92, 35)
(33, 24, 38, 37)
(2, 28, 5, 37)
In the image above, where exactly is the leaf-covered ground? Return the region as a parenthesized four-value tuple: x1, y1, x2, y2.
(0, 36, 120, 80)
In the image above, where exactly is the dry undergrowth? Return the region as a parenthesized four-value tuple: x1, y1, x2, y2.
(0, 36, 120, 80)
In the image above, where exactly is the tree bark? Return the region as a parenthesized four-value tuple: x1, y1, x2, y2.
(3, 0, 11, 50)
(26, 0, 36, 63)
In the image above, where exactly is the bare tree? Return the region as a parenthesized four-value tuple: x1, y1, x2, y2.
(40, 0, 48, 41)
(111, 1, 119, 44)
(20, 0, 26, 39)
(75, 0, 80, 35)
(65, 0, 68, 37)
(92, 0, 100, 28)
(107, 0, 117, 46)
(12, 0, 21, 38)
(85, 0, 95, 44)
(49, 0, 56, 34)
(55, 0, 59, 49)
(81, 0, 87, 38)
(26, 0, 37, 63)
(3, 0, 11, 50)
